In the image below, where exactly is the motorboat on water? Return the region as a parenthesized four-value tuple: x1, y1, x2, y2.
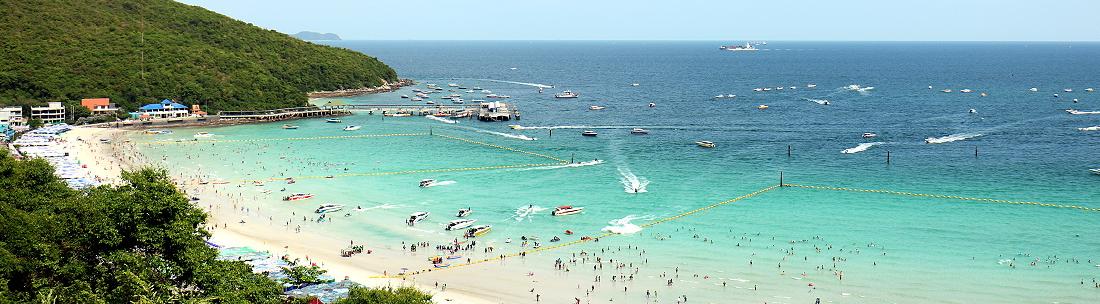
(1066, 109, 1100, 115)
(581, 130, 598, 137)
(343, 125, 362, 131)
(456, 208, 472, 217)
(1086, 88, 1095, 92)
(315, 204, 344, 214)
(282, 124, 299, 129)
(648, 102, 656, 107)
(1029, 87, 1039, 92)
(589, 105, 606, 110)
(508, 125, 523, 130)
(941, 89, 953, 93)
(969, 108, 977, 114)
(630, 128, 649, 135)
(555, 91, 579, 98)
(807, 84, 817, 88)
(757, 104, 769, 110)
(447, 83, 459, 87)
(464, 225, 492, 238)
(426, 101, 436, 105)
(419, 179, 438, 188)
(552, 206, 584, 216)
(1079, 126, 1100, 131)
(326, 118, 342, 123)
(473, 87, 483, 90)
(1064, 88, 1073, 92)
(411, 97, 423, 101)
(960, 89, 973, 93)
(631, 83, 640, 86)
(452, 98, 465, 104)
(445, 219, 477, 231)
(193, 132, 213, 138)
(696, 141, 716, 148)
(283, 193, 314, 201)
(401, 95, 409, 98)
(753, 88, 763, 92)
(407, 212, 429, 225)
(862, 132, 878, 139)
(719, 43, 758, 51)
(1091, 168, 1100, 175)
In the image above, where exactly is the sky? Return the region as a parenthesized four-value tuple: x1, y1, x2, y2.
(177, 0, 1100, 41)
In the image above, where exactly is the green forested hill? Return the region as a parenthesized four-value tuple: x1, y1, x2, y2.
(0, 0, 398, 111)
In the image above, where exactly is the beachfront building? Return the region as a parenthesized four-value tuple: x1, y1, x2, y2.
(30, 102, 66, 125)
(134, 99, 189, 120)
(80, 98, 119, 116)
(0, 106, 25, 127)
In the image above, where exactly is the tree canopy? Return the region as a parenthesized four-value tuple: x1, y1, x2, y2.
(0, 0, 398, 112)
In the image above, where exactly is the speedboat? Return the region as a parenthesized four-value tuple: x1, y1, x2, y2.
(630, 128, 649, 135)
(1086, 88, 1095, 92)
(419, 179, 436, 187)
(411, 97, 423, 101)
(1067, 109, 1100, 115)
(960, 89, 973, 93)
(555, 91, 579, 98)
(757, 104, 769, 110)
(426, 101, 436, 105)
(1079, 126, 1100, 131)
(456, 208, 472, 217)
(1029, 87, 1039, 92)
(696, 141, 716, 148)
(343, 125, 361, 131)
(465, 90, 475, 93)
(401, 95, 409, 98)
(807, 84, 817, 88)
(464, 225, 492, 238)
(589, 105, 606, 110)
(452, 98, 464, 104)
(727, 94, 736, 98)
(648, 102, 656, 107)
(326, 118, 342, 123)
(445, 219, 477, 231)
(941, 89, 952, 93)
(407, 212, 429, 225)
(969, 108, 977, 114)
(283, 193, 314, 201)
(193, 132, 213, 138)
(508, 125, 523, 129)
(1064, 88, 1073, 92)
(1091, 169, 1100, 175)
(473, 87, 483, 90)
(447, 83, 459, 87)
(862, 132, 877, 139)
(581, 130, 598, 137)
(552, 206, 583, 216)
(631, 83, 640, 86)
(315, 204, 344, 214)
(282, 124, 299, 129)
(753, 88, 763, 92)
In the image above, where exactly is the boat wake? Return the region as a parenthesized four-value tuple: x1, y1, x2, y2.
(618, 166, 650, 193)
(452, 125, 537, 140)
(426, 116, 457, 124)
(520, 159, 604, 171)
(356, 203, 402, 212)
(513, 205, 548, 222)
(802, 98, 830, 105)
(841, 142, 884, 154)
(601, 215, 651, 234)
(424, 180, 456, 187)
(475, 78, 554, 89)
(925, 133, 982, 144)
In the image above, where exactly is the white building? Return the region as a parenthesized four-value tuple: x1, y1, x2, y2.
(0, 106, 25, 126)
(31, 102, 65, 124)
(135, 99, 189, 119)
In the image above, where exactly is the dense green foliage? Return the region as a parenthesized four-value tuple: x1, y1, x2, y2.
(0, 0, 398, 112)
(0, 153, 284, 303)
(0, 153, 435, 303)
(280, 266, 331, 286)
(333, 287, 433, 304)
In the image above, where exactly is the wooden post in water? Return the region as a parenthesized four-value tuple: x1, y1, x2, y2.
(429, 127, 433, 136)
(570, 153, 575, 164)
(787, 145, 792, 158)
(974, 146, 979, 158)
(549, 129, 552, 138)
(779, 171, 784, 187)
(886, 150, 891, 164)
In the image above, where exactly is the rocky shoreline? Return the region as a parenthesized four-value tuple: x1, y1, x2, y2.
(307, 79, 415, 98)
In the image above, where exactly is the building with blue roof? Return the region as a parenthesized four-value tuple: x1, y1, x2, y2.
(132, 99, 190, 120)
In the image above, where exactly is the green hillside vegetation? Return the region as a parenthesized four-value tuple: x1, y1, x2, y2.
(0, 0, 398, 112)
(0, 153, 432, 303)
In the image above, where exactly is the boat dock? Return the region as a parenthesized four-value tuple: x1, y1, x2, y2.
(218, 106, 350, 121)
(324, 102, 520, 121)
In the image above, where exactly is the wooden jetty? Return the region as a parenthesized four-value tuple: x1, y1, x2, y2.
(324, 102, 519, 121)
(218, 106, 350, 121)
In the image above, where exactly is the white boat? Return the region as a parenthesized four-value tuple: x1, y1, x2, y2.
(630, 128, 649, 135)
(960, 89, 973, 93)
(343, 125, 361, 131)
(401, 95, 409, 98)
(1078, 126, 1100, 131)
(720, 43, 758, 51)
(1064, 88, 1073, 92)
(1066, 109, 1100, 115)
(426, 101, 436, 105)
(941, 89, 953, 93)
(282, 193, 313, 201)
(581, 130, 598, 137)
(714, 95, 725, 99)
(969, 109, 977, 114)
(589, 105, 606, 110)
(282, 124, 299, 129)
(419, 179, 436, 187)
(464, 225, 492, 238)
(315, 204, 344, 214)
(447, 83, 459, 87)
(726, 94, 736, 98)
(789, 86, 796, 90)
(1091, 168, 1100, 175)
(807, 84, 817, 88)
(696, 141, 716, 148)
(928, 85, 933, 89)
(456, 208, 472, 217)
(465, 90, 475, 93)
(555, 91, 579, 98)
(407, 212, 429, 225)
(193, 132, 213, 138)
(763, 87, 772, 91)
(551, 205, 584, 216)
(452, 98, 465, 104)
(753, 88, 763, 92)
(481, 89, 492, 93)
(411, 97, 423, 101)
(326, 118, 342, 123)
(648, 102, 656, 107)
(757, 104, 769, 110)
(1029, 87, 1039, 92)
(508, 125, 523, 129)
(445, 219, 477, 231)
(631, 83, 640, 86)
(473, 87, 483, 90)
(862, 132, 877, 139)
(1086, 88, 1095, 92)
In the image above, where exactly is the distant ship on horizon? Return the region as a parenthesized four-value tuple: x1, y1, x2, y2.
(719, 42, 760, 51)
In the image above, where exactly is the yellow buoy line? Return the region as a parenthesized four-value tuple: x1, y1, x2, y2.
(432, 133, 569, 163)
(783, 184, 1100, 212)
(371, 185, 780, 278)
(142, 133, 429, 145)
(194, 162, 563, 185)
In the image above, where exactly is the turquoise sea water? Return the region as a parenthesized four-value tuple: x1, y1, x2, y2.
(138, 41, 1099, 303)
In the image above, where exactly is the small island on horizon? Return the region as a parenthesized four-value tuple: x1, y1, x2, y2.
(292, 31, 342, 41)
